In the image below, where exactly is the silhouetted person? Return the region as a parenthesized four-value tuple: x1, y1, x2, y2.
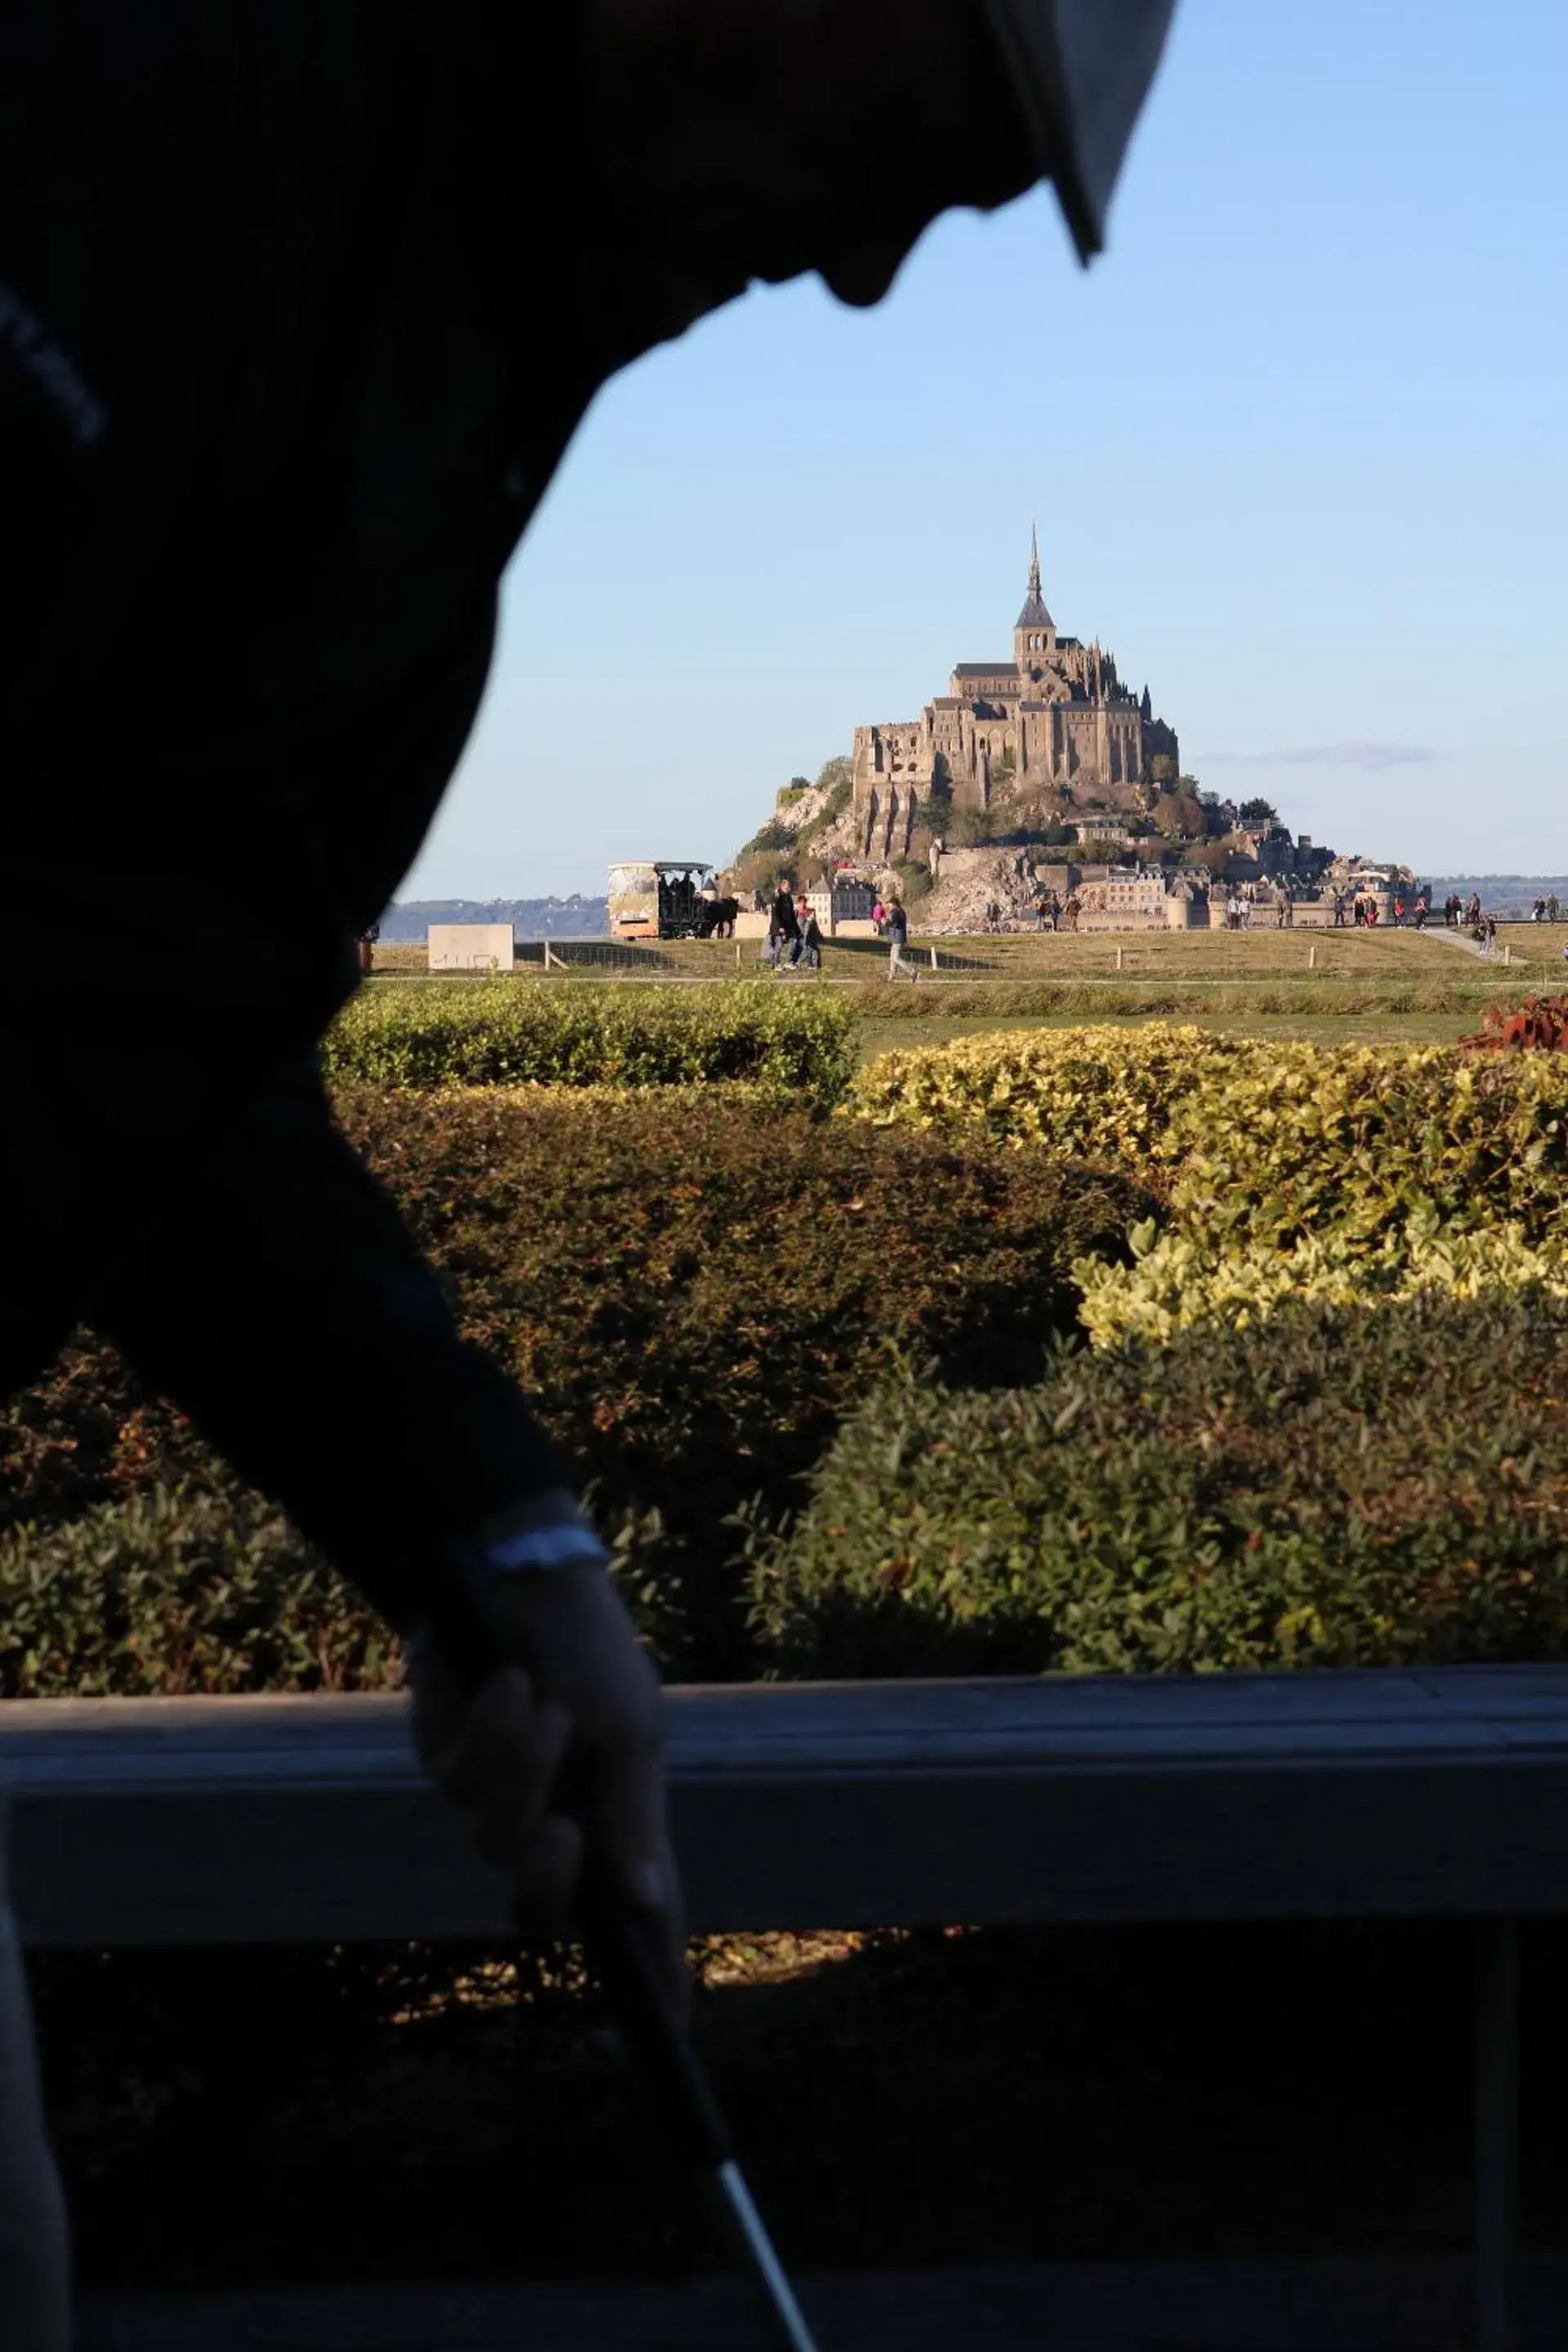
(0, 5, 1174, 2338)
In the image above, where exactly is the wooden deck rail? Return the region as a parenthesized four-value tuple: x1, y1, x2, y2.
(7, 1664, 1568, 2352)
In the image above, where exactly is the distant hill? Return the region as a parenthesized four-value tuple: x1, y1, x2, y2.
(1427, 876, 1568, 915)
(377, 895, 607, 942)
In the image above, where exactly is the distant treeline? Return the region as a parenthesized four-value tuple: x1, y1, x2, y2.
(375, 895, 608, 942)
(1427, 875, 1568, 911)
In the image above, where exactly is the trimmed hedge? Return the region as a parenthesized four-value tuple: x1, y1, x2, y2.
(1075, 1217, 1568, 1348)
(0, 1488, 391, 1698)
(849, 1024, 1568, 1340)
(0, 1090, 1151, 1690)
(848, 1027, 1568, 1243)
(320, 980, 854, 1097)
(747, 1289, 1568, 1678)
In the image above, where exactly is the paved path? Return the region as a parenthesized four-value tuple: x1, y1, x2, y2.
(1421, 922, 1564, 973)
(75, 2255, 1568, 2350)
(1419, 924, 1505, 964)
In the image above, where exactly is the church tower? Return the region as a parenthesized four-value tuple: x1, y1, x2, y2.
(1013, 519, 1055, 675)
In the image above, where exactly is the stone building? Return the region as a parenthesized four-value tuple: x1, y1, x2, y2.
(853, 529, 1180, 860)
(1076, 871, 1169, 929)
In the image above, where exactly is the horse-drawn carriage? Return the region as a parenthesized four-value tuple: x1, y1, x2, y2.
(607, 861, 739, 942)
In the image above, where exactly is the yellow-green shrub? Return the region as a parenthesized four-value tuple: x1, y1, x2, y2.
(1076, 1215, 1568, 1349)
(850, 1025, 1568, 1297)
(849, 1023, 1228, 1167)
(323, 979, 855, 1098)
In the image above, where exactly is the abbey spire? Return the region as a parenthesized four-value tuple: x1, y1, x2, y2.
(1014, 518, 1054, 635)
(1013, 519, 1055, 682)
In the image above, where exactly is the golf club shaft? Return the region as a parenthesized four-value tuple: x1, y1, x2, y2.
(713, 2160, 822, 2352)
(423, 1551, 822, 2350)
(589, 1886, 822, 2352)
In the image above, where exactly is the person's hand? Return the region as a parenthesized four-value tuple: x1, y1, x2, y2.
(408, 1560, 687, 2016)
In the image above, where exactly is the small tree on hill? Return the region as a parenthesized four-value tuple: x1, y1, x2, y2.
(952, 804, 999, 847)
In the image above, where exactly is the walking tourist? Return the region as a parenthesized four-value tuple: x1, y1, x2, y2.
(0, 2, 1175, 2340)
(870, 895, 887, 937)
(1414, 893, 1428, 930)
(1533, 898, 1547, 924)
(770, 883, 802, 969)
(885, 897, 917, 981)
(1332, 891, 1347, 926)
(798, 910, 824, 970)
(1392, 895, 1405, 928)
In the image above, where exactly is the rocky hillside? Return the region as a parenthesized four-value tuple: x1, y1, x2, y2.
(724, 753, 1200, 916)
(722, 757, 862, 899)
(920, 849, 1052, 933)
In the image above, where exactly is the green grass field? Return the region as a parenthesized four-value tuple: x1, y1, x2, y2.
(855, 1008, 1486, 1060)
(377, 924, 1568, 982)
(367, 924, 1565, 1055)
(381, 925, 1486, 980)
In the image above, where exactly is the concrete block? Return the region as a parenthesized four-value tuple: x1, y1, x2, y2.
(426, 924, 514, 972)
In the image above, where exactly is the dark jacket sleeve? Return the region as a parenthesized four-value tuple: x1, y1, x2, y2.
(78, 1061, 577, 1637)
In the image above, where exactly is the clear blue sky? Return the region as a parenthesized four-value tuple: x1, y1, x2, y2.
(403, 0, 1567, 902)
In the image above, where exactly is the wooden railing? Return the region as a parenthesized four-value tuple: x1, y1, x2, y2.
(7, 1663, 1566, 2350)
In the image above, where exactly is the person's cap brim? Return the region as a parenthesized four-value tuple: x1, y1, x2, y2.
(978, 0, 1178, 265)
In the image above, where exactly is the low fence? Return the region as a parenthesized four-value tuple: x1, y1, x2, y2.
(4, 1664, 1563, 2349)
(512, 939, 675, 973)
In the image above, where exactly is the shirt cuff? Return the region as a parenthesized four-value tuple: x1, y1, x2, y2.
(478, 1518, 611, 1575)
(401, 1512, 611, 1668)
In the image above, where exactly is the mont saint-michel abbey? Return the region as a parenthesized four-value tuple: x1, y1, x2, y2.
(852, 532, 1180, 861)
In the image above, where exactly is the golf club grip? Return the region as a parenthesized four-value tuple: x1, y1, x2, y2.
(421, 1552, 733, 2172)
(576, 1865, 733, 2170)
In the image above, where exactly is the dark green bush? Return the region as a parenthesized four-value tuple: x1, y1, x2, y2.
(0, 1091, 1151, 1690)
(747, 1288, 1568, 1678)
(320, 981, 855, 1098)
(0, 1488, 392, 1696)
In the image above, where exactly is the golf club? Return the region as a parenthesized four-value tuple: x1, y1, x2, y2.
(424, 1548, 822, 2352)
